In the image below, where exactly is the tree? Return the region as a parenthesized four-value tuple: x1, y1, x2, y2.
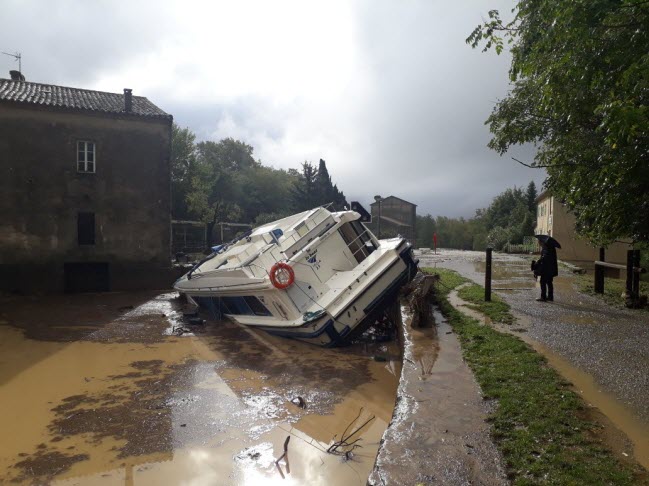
(315, 159, 332, 203)
(468, 1, 649, 244)
(314, 159, 348, 210)
(525, 181, 537, 213)
(415, 214, 437, 248)
(186, 140, 252, 244)
(170, 124, 198, 219)
(291, 162, 319, 211)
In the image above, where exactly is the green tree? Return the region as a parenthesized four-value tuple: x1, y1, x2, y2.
(468, 1, 649, 244)
(187, 139, 251, 244)
(415, 214, 437, 248)
(291, 162, 320, 211)
(312, 159, 348, 210)
(170, 124, 198, 220)
(525, 181, 538, 213)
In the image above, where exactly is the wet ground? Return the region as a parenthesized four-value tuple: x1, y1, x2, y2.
(418, 249, 649, 470)
(0, 292, 400, 485)
(368, 305, 507, 485)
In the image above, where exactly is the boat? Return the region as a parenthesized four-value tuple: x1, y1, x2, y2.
(173, 205, 418, 346)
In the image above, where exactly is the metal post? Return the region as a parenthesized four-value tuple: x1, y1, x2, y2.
(632, 250, 641, 300)
(626, 250, 634, 298)
(485, 247, 492, 302)
(595, 247, 605, 294)
(377, 200, 382, 239)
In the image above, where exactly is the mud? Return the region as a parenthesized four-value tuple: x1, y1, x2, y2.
(0, 292, 400, 485)
(420, 249, 649, 471)
(368, 305, 507, 485)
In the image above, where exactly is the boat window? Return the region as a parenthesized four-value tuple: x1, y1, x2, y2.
(193, 296, 272, 318)
(338, 221, 377, 264)
(244, 296, 273, 316)
(220, 296, 272, 316)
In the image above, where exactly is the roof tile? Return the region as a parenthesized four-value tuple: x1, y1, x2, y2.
(0, 78, 171, 120)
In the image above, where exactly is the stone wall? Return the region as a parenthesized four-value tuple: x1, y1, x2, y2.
(0, 104, 173, 292)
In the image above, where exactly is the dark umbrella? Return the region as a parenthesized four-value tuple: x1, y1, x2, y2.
(534, 234, 561, 249)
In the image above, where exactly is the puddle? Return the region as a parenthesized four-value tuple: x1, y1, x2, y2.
(0, 292, 400, 485)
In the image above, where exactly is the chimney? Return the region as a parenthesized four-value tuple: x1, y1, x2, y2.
(123, 88, 132, 112)
(9, 70, 25, 81)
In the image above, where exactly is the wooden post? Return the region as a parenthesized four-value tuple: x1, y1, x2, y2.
(485, 247, 492, 302)
(626, 250, 634, 298)
(632, 250, 641, 299)
(594, 247, 605, 294)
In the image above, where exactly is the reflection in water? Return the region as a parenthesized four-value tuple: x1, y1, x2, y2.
(0, 292, 400, 485)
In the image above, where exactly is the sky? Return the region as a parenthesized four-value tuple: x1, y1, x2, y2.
(0, 0, 544, 218)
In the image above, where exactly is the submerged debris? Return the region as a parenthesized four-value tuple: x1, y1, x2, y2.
(275, 436, 291, 478)
(402, 272, 439, 328)
(327, 407, 375, 455)
(290, 396, 306, 409)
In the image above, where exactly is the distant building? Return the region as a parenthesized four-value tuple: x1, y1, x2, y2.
(535, 192, 631, 264)
(0, 74, 173, 292)
(369, 195, 416, 244)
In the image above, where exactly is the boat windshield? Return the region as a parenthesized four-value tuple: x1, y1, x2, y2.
(338, 221, 376, 264)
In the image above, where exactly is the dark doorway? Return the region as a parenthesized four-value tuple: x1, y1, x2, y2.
(64, 262, 110, 293)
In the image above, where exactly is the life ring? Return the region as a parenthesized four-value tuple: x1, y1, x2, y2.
(270, 262, 295, 290)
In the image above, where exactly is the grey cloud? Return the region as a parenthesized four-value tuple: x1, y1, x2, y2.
(1, 0, 544, 219)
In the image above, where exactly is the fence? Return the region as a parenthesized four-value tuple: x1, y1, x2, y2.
(504, 236, 540, 254)
(594, 249, 645, 305)
(172, 220, 207, 254)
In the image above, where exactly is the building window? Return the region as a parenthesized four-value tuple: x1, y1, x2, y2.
(78, 212, 95, 245)
(77, 141, 96, 173)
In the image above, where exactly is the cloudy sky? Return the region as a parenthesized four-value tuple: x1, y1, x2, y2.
(1, 0, 543, 217)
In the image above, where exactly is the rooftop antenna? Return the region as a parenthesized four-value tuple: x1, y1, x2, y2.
(1, 51, 21, 74)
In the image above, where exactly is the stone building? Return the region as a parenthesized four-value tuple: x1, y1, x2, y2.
(0, 75, 173, 292)
(535, 191, 631, 264)
(368, 195, 416, 244)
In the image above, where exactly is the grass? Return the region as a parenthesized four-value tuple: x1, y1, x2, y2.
(457, 284, 515, 325)
(576, 271, 649, 312)
(423, 267, 646, 485)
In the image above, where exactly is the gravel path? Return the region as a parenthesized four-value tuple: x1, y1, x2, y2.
(418, 249, 649, 424)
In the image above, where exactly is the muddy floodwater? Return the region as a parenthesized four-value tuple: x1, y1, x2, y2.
(0, 292, 400, 485)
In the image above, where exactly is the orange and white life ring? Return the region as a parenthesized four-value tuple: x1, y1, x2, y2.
(270, 262, 295, 290)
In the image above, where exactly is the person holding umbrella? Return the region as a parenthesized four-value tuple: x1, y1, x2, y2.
(533, 235, 561, 301)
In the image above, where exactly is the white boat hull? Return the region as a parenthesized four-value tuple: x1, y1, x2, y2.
(174, 207, 418, 346)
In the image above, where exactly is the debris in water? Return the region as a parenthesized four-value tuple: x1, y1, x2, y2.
(275, 436, 291, 478)
(402, 272, 439, 328)
(290, 396, 306, 409)
(187, 317, 205, 326)
(327, 407, 375, 455)
(172, 326, 192, 336)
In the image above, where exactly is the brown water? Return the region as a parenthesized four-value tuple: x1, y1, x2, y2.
(0, 292, 400, 485)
